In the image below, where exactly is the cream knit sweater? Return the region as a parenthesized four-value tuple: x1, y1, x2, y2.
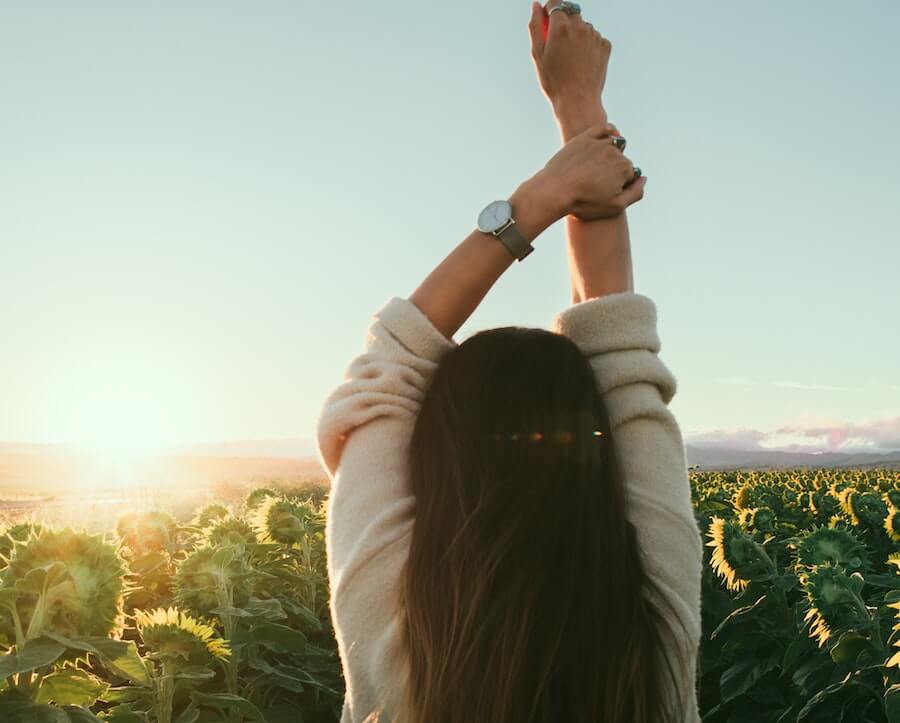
(315, 291, 704, 723)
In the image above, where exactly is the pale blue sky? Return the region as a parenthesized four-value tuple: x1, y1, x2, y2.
(1, 1, 898, 453)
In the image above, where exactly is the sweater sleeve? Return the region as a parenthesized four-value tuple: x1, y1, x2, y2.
(315, 295, 457, 721)
(550, 291, 704, 720)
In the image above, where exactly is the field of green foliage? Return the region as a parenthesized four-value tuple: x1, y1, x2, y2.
(696, 468, 900, 722)
(2, 467, 900, 722)
(0, 483, 341, 722)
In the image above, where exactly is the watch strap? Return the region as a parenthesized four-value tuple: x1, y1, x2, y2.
(496, 221, 535, 262)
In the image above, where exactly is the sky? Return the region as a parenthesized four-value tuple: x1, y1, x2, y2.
(1, 1, 898, 455)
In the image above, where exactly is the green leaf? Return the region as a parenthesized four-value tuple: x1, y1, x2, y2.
(244, 597, 287, 621)
(0, 639, 66, 679)
(791, 654, 831, 693)
(829, 631, 878, 667)
(245, 658, 305, 693)
(782, 635, 814, 671)
(261, 703, 305, 723)
(43, 633, 150, 688)
(796, 671, 856, 720)
(36, 668, 108, 707)
(15, 561, 67, 595)
(210, 547, 235, 567)
(42, 632, 99, 653)
(207, 606, 252, 618)
(248, 623, 306, 654)
(887, 684, 900, 723)
(63, 709, 104, 723)
(173, 709, 199, 723)
(188, 692, 266, 722)
(174, 665, 215, 681)
(0, 689, 102, 723)
(720, 655, 778, 703)
(82, 638, 151, 687)
(0, 588, 22, 611)
(127, 552, 169, 576)
(711, 594, 768, 640)
(100, 687, 154, 705)
(97, 702, 149, 722)
(279, 599, 321, 631)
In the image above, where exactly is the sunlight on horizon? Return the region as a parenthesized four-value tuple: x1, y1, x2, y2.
(68, 391, 183, 454)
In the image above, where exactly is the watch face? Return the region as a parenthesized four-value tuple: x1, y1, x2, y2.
(477, 200, 512, 234)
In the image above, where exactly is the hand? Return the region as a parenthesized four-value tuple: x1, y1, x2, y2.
(527, 1, 611, 126)
(537, 122, 646, 221)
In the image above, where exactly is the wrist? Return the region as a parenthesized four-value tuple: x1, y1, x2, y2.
(508, 172, 567, 240)
(553, 97, 607, 141)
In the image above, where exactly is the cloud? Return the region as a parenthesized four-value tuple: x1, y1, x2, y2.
(715, 377, 877, 393)
(775, 416, 900, 451)
(685, 415, 900, 453)
(682, 427, 768, 451)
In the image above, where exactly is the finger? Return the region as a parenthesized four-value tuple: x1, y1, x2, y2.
(583, 121, 615, 140)
(528, 2, 547, 55)
(623, 164, 642, 188)
(613, 175, 647, 207)
(545, 0, 572, 39)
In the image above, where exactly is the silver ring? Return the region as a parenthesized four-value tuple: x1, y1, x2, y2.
(548, 1, 581, 18)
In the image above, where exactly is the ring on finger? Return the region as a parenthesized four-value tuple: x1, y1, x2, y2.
(623, 165, 642, 188)
(548, 1, 581, 17)
(611, 136, 626, 151)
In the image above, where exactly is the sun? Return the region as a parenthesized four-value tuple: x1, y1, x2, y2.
(70, 393, 179, 455)
(66, 393, 182, 489)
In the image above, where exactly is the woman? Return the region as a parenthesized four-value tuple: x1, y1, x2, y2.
(315, 1, 703, 721)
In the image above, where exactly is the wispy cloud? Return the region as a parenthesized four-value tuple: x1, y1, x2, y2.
(683, 427, 769, 450)
(714, 377, 893, 393)
(685, 415, 900, 453)
(775, 416, 900, 451)
(868, 382, 900, 393)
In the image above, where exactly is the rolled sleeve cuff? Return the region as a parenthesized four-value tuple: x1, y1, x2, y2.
(374, 296, 459, 362)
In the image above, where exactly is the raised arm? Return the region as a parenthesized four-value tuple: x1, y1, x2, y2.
(407, 174, 561, 341)
(407, 124, 639, 339)
(531, 6, 704, 715)
(529, 0, 647, 302)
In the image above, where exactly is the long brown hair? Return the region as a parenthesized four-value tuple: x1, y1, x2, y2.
(396, 325, 690, 722)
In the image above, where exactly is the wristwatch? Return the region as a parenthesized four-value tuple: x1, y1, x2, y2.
(477, 200, 534, 262)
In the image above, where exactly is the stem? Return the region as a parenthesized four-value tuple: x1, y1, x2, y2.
(158, 659, 176, 723)
(221, 614, 241, 723)
(302, 539, 315, 609)
(1, 605, 26, 650)
(25, 593, 47, 641)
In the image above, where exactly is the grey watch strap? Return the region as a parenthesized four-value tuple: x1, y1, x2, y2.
(495, 221, 535, 262)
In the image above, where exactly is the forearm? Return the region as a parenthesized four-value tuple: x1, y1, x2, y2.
(557, 104, 635, 303)
(408, 173, 563, 340)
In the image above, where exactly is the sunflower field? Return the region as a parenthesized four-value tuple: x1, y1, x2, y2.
(4, 467, 900, 722)
(0, 486, 344, 722)
(696, 467, 900, 722)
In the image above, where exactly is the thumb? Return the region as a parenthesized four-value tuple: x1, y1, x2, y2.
(528, 2, 546, 57)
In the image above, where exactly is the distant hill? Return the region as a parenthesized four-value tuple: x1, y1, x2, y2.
(0, 447, 326, 497)
(685, 445, 900, 471)
(2, 440, 899, 497)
